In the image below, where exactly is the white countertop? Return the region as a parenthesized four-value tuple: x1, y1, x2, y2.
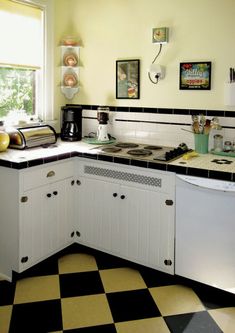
(169, 153, 235, 173)
(0, 139, 235, 175)
(0, 140, 93, 163)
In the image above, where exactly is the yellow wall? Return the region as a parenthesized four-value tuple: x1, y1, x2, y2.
(54, 0, 235, 113)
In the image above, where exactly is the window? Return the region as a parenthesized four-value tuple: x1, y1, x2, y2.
(0, 67, 36, 117)
(0, 0, 53, 124)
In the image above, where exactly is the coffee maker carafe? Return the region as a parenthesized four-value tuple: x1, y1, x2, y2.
(97, 106, 109, 142)
(61, 105, 82, 141)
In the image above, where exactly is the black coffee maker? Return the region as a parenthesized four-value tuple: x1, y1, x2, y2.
(60, 105, 82, 141)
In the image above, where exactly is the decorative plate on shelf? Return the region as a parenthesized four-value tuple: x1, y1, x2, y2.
(63, 73, 78, 87)
(63, 53, 78, 67)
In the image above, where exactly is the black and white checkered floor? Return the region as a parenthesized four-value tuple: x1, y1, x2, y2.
(0, 244, 235, 332)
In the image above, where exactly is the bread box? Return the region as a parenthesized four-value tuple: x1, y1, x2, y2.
(7, 125, 57, 149)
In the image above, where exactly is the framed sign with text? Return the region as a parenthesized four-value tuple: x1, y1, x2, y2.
(179, 62, 211, 90)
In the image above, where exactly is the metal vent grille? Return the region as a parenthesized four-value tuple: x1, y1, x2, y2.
(84, 165, 162, 188)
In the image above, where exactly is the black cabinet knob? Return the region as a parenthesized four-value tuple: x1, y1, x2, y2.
(47, 193, 52, 198)
(71, 180, 75, 186)
(76, 180, 81, 185)
(113, 193, 118, 197)
(53, 191, 58, 196)
(21, 256, 28, 263)
(120, 195, 126, 199)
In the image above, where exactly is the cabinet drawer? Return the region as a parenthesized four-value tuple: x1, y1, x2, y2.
(22, 160, 74, 191)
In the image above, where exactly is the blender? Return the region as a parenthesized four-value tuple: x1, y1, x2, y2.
(97, 106, 109, 141)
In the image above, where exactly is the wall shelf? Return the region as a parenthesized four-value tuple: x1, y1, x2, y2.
(60, 45, 80, 99)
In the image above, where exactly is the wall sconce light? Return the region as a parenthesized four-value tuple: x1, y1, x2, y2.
(148, 27, 168, 84)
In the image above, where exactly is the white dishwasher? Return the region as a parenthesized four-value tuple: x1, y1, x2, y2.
(175, 174, 235, 294)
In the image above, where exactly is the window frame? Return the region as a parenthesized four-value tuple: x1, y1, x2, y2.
(5, 0, 54, 122)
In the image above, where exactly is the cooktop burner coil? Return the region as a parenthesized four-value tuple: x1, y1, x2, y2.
(101, 147, 122, 153)
(127, 149, 152, 156)
(143, 145, 163, 150)
(115, 143, 139, 148)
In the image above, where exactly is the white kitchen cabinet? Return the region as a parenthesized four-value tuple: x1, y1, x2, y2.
(76, 159, 175, 274)
(0, 160, 75, 280)
(19, 178, 74, 271)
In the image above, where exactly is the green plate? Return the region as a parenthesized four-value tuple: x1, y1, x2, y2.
(82, 137, 116, 145)
(210, 149, 235, 158)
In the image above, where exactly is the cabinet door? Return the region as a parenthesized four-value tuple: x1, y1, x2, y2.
(76, 176, 174, 274)
(43, 178, 74, 253)
(19, 187, 45, 270)
(76, 176, 119, 253)
(19, 178, 74, 271)
(116, 185, 174, 274)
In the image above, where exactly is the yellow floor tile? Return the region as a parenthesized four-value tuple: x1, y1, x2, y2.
(149, 285, 205, 316)
(61, 294, 113, 330)
(209, 307, 235, 333)
(58, 253, 98, 274)
(115, 317, 170, 333)
(99, 267, 147, 293)
(14, 275, 60, 304)
(0, 305, 12, 333)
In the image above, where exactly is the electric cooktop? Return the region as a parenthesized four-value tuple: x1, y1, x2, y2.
(94, 142, 190, 162)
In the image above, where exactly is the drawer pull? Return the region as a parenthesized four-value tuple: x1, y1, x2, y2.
(47, 193, 52, 198)
(47, 170, 55, 178)
(53, 191, 58, 196)
(120, 194, 126, 200)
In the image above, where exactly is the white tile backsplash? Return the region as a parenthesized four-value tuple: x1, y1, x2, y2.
(82, 109, 235, 150)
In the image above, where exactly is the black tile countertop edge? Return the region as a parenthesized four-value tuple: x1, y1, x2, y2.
(0, 151, 234, 182)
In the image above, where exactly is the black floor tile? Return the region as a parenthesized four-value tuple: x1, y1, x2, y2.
(64, 323, 117, 332)
(59, 271, 104, 298)
(139, 266, 177, 288)
(164, 311, 223, 333)
(192, 282, 235, 309)
(0, 280, 16, 305)
(9, 299, 62, 333)
(14, 255, 59, 280)
(106, 289, 161, 322)
(95, 251, 130, 270)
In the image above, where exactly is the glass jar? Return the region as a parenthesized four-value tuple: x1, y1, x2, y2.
(224, 140, 232, 152)
(213, 134, 223, 152)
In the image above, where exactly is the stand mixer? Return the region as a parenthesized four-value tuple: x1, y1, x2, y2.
(97, 106, 109, 141)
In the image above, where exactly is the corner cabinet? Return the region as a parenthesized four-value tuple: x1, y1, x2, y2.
(75, 159, 175, 275)
(0, 160, 75, 280)
(60, 45, 80, 99)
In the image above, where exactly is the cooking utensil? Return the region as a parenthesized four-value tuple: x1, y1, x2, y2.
(192, 120, 200, 134)
(181, 128, 194, 134)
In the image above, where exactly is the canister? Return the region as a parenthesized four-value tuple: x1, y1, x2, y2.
(224, 140, 232, 152)
(213, 134, 223, 152)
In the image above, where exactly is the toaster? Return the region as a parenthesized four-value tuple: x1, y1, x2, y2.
(7, 125, 57, 149)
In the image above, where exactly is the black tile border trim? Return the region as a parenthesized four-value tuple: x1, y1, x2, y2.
(79, 104, 235, 117)
(1, 150, 234, 182)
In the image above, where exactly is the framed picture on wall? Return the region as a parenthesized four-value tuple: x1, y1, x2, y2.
(179, 62, 211, 90)
(116, 59, 140, 99)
